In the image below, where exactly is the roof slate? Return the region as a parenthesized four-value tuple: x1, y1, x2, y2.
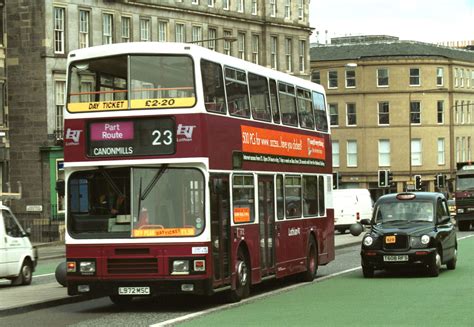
(310, 40, 474, 63)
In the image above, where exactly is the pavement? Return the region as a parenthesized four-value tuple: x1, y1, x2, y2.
(0, 231, 364, 316)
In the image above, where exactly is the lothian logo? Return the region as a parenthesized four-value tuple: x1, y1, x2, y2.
(177, 124, 196, 142)
(65, 128, 82, 145)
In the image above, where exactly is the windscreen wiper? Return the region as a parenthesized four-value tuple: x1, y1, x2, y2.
(140, 164, 168, 201)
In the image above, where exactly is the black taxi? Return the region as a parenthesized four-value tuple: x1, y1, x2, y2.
(355, 192, 457, 278)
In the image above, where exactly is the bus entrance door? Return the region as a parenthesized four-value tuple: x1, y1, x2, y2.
(258, 175, 276, 277)
(210, 175, 231, 287)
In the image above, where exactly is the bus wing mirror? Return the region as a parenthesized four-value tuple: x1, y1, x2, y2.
(56, 179, 65, 197)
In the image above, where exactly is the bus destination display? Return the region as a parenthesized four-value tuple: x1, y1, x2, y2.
(88, 118, 175, 157)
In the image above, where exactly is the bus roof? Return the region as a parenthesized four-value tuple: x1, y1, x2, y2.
(67, 42, 325, 94)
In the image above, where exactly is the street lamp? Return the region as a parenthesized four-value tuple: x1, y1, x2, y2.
(408, 87, 449, 183)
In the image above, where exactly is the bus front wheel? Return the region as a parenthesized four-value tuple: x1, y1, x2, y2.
(228, 248, 250, 302)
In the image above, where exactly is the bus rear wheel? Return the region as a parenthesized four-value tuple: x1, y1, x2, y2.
(301, 237, 318, 282)
(228, 248, 250, 302)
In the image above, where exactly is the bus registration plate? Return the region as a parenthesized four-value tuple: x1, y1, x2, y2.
(118, 287, 150, 295)
(383, 255, 409, 262)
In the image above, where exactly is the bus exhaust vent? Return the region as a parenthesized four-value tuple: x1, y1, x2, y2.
(107, 258, 158, 274)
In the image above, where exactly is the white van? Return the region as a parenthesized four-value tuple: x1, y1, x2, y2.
(332, 189, 373, 234)
(0, 203, 37, 285)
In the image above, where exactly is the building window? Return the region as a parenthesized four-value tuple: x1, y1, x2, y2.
(271, 36, 278, 69)
(79, 10, 90, 49)
(345, 70, 356, 88)
(121, 17, 131, 42)
(298, 0, 304, 19)
(311, 71, 320, 84)
(329, 104, 338, 126)
(54, 7, 65, 53)
(377, 68, 389, 87)
(140, 18, 150, 41)
(346, 103, 357, 126)
(284, 0, 291, 19)
(410, 101, 421, 124)
(224, 30, 232, 55)
(252, 0, 257, 14)
(270, 0, 277, 17)
(0, 83, 4, 125)
(437, 67, 444, 86)
(411, 139, 422, 166)
(158, 21, 168, 42)
(175, 23, 185, 43)
(454, 68, 459, 87)
(437, 101, 444, 124)
(237, 0, 244, 12)
(410, 68, 420, 86)
(223, 0, 229, 10)
(238, 32, 246, 60)
(378, 102, 390, 125)
(347, 140, 358, 167)
(378, 140, 390, 167)
(285, 38, 292, 72)
(438, 138, 445, 165)
(192, 26, 203, 45)
(251, 35, 259, 64)
(299, 40, 305, 72)
(55, 80, 66, 139)
(460, 69, 464, 87)
(208, 28, 217, 50)
(192, 0, 199, 4)
(332, 141, 340, 167)
(103, 13, 113, 44)
(208, 0, 214, 7)
(328, 70, 338, 89)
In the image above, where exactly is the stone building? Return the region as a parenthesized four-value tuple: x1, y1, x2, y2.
(311, 36, 474, 200)
(4, 0, 311, 241)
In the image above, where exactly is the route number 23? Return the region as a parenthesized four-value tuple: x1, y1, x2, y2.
(152, 129, 173, 146)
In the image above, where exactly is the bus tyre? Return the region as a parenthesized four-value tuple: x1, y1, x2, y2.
(362, 265, 374, 278)
(11, 260, 33, 286)
(228, 248, 250, 303)
(428, 249, 441, 277)
(301, 237, 318, 282)
(109, 295, 133, 306)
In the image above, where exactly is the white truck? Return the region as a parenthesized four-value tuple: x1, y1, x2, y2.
(0, 202, 37, 285)
(332, 188, 374, 234)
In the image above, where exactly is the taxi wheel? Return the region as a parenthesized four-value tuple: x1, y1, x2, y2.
(428, 249, 441, 277)
(362, 265, 374, 278)
(446, 248, 457, 270)
(109, 295, 133, 306)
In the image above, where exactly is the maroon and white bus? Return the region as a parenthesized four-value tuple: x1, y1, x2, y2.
(63, 42, 335, 305)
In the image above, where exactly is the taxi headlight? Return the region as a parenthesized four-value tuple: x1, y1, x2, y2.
(79, 261, 96, 274)
(363, 236, 374, 247)
(172, 260, 190, 275)
(410, 235, 430, 248)
(421, 235, 430, 245)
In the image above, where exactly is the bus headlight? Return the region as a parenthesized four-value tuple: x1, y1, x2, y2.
(172, 260, 190, 275)
(79, 261, 96, 274)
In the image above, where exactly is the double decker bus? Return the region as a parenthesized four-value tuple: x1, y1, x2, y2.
(63, 42, 334, 305)
(454, 162, 474, 231)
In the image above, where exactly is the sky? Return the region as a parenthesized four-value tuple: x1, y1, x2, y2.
(309, 0, 474, 45)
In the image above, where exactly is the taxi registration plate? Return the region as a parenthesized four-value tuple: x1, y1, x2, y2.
(118, 287, 150, 295)
(383, 255, 409, 262)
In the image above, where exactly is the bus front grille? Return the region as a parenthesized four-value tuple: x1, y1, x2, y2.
(107, 258, 158, 274)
